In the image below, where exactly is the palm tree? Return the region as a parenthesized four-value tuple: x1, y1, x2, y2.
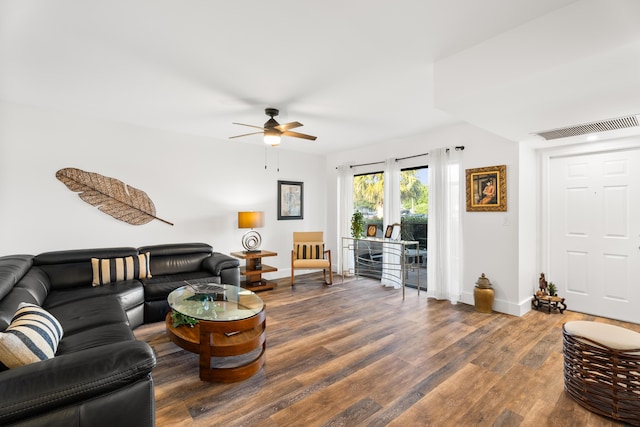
(353, 173, 384, 216)
(401, 170, 423, 212)
(354, 170, 428, 217)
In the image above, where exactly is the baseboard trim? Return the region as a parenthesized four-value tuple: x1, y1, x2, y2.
(461, 291, 531, 317)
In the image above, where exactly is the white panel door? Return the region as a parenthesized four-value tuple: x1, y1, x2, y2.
(549, 148, 640, 323)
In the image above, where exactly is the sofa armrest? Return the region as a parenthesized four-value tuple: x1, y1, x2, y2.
(202, 252, 240, 275)
(0, 340, 156, 425)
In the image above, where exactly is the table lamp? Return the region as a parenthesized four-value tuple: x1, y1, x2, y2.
(238, 211, 264, 253)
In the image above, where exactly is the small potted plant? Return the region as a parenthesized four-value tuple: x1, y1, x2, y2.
(547, 282, 557, 297)
(351, 211, 365, 239)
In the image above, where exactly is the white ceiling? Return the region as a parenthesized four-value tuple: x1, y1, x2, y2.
(2, 0, 639, 154)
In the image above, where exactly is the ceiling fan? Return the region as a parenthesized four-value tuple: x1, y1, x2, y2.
(230, 108, 317, 146)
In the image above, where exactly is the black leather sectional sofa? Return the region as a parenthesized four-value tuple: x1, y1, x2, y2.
(0, 243, 240, 426)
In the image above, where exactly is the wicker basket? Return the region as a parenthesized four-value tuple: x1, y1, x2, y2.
(562, 322, 640, 426)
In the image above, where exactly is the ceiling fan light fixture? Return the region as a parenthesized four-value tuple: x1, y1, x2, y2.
(264, 129, 281, 146)
(230, 107, 316, 144)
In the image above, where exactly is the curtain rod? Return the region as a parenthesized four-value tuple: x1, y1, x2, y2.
(349, 161, 384, 169)
(395, 153, 427, 162)
(396, 145, 465, 162)
(339, 145, 465, 169)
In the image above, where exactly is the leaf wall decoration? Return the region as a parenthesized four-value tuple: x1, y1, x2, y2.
(56, 167, 174, 226)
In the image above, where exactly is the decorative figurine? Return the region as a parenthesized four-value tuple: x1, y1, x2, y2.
(538, 273, 548, 296)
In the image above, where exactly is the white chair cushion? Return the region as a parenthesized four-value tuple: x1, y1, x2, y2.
(564, 320, 640, 351)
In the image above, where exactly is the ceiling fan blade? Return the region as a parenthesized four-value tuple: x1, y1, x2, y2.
(232, 122, 266, 131)
(282, 131, 317, 141)
(275, 121, 303, 132)
(229, 131, 264, 139)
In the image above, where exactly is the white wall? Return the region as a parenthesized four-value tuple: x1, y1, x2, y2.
(327, 122, 525, 315)
(0, 102, 540, 314)
(517, 141, 539, 313)
(0, 102, 328, 281)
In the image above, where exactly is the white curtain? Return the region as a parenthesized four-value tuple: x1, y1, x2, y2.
(337, 165, 354, 275)
(381, 158, 401, 288)
(427, 148, 463, 303)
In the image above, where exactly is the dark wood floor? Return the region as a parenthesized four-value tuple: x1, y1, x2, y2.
(134, 274, 638, 427)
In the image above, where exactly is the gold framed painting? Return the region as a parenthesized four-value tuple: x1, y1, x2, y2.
(466, 165, 507, 212)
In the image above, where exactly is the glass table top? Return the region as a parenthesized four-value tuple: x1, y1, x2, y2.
(167, 283, 264, 321)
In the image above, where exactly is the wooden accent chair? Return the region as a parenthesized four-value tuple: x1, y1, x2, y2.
(291, 231, 332, 286)
(563, 321, 640, 425)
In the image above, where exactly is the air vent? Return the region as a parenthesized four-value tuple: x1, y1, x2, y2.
(534, 115, 640, 140)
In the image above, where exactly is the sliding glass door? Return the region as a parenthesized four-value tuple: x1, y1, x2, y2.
(400, 166, 428, 290)
(352, 166, 428, 290)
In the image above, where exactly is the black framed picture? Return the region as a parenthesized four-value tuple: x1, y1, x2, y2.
(385, 225, 394, 239)
(385, 223, 400, 239)
(277, 180, 303, 220)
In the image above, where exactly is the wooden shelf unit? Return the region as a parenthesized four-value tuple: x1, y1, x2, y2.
(230, 250, 278, 291)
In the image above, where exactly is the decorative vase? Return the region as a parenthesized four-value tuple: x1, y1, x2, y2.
(473, 273, 494, 314)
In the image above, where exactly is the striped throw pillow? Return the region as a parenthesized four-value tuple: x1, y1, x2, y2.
(0, 303, 64, 369)
(91, 252, 152, 286)
(295, 242, 325, 260)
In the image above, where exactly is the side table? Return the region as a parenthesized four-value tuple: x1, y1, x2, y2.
(531, 294, 567, 313)
(230, 250, 278, 291)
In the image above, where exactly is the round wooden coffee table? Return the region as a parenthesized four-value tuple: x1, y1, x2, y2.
(166, 284, 266, 382)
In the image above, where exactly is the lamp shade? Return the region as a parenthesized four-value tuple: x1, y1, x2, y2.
(238, 211, 264, 229)
(264, 128, 281, 146)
